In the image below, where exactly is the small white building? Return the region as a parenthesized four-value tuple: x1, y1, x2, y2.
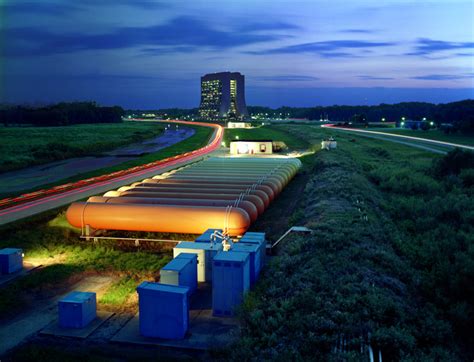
(230, 140, 273, 155)
(227, 122, 252, 129)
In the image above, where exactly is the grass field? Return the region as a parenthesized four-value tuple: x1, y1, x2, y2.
(0, 124, 214, 198)
(223, 125, 310, 150)
(224, 124, 473, 360)
(0, 209, 174, 318)
(375, 128, 474, 146)
(0, 122, 166, 173)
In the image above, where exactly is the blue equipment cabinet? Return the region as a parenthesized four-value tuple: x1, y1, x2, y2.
(58, 291, 96, 329)
(231, 243, 260, 284)
(137, 282, 189, 339)
(212, 251, 250, 317)
(195, 228, 223, 243)
(160, 253, 197, 294)
(240, 232, 266, 266)
(0, 248, 23, 274)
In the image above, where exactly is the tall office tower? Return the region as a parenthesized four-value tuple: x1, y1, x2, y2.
(199, 72, 249, 121)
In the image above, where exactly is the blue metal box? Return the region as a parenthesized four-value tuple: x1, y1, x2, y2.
(173, 242, 222, 282)
(0, 248, 23, 274)
(195, 228, 223, 243)
(242, 232, 266, 241)
(212, 251, 250, 317)
(160, 253, 197, 294)
(137, 282, 189, 339)
(239, 234, 266, 267)
(231, 243, 260, 284)
(58, 291, 96, 329)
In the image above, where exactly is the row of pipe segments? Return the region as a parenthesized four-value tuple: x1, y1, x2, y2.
(66, 157, 302, 236)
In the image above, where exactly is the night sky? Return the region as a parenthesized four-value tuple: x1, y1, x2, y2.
(1, 0, 473, 108)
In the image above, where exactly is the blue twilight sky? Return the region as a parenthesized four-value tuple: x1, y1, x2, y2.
(1, 0, 473, 108)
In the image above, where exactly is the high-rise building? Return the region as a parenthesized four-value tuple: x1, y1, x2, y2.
(199, 72, 249, 121)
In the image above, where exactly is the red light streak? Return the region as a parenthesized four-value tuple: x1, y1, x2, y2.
(0, 120, 224, 217)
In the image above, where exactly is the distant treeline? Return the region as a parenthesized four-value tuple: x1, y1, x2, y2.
(142, 100, 474, 133)
(248, 100, 474, 133)
(127, 107, 198, 120)
(0, 102, 125, 126)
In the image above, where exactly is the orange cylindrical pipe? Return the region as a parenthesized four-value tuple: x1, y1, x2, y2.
(141, 178, 282, 194)
(120, 186, 271, 206)
(117, 190, 268, 211)
(179, 166, 295, 180)
(203, 158, 301, 171)
(66, 202, 250, 236)
(87, 196, 259, 223)
(130, 183, 276, 201)
(163, 174, 287, 189)
(157, 165, 294, 177)
(166, 171, 290, 187)
(182, 164, 296, 177)
(163, 173, 288, 187)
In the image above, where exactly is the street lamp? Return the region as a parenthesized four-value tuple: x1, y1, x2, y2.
(381, 117, 385, 122)
(401, 117, 406, 121)
(422, 117, 427, 121)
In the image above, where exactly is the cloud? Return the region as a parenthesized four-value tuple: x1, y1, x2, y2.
(319, 52, 361, 58)
(251, 39, 396, 57)
(81, 0, 168, 10)
(339, 29, 377, 34)
(0, 1, 82, 16)
(2, 16, 285, 57)
(1, 0, 168, 14)
(407, 38, 474, 56)
(254, 75, 319, 82)
(358, 75, 394, 80)
(410, 74, 474, 81)
(237, 21, 299, 32)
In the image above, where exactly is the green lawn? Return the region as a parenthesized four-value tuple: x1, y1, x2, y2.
(0, 124, 214, 198)
(377, 128, 474, 146)
(0, 122, 166, 173)
(99, 276, 140, 306)
(223, 125, 309, 150)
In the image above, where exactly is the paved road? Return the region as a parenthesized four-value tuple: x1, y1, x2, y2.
(321, 125, 474, 153)
(0, 120, 223, 226)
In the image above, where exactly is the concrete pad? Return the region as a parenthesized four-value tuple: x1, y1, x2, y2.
(111, 283, 238, 351)
(0, 275, 115, 355)
(0, 263, 39, 287)
(40, 311, 114, 339)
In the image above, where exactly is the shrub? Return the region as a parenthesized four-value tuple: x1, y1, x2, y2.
(433, 148, 474, 177)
